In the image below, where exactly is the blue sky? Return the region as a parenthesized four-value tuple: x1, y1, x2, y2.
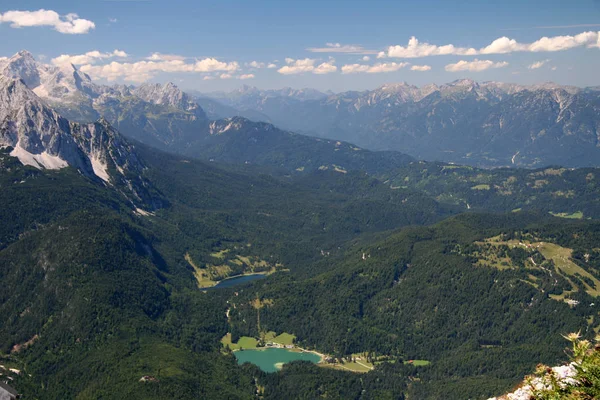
(1, 0, 599, 92)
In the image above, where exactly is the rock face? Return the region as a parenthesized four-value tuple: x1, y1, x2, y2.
(0, 51, 208, 147)
(0, 75, 160, 208)
(133, 82, 206, 118)
(203, 80, 600, 168)
(488, 363, 577, 400)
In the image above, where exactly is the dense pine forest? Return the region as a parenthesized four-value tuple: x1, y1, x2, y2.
(1, 140, 600, 399)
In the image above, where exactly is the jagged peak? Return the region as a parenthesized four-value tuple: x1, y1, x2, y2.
(11, 50, 36, 61)
(448, 78, 477, 87)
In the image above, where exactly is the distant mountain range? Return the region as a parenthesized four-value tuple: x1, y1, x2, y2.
(3, 50, 600, 170)
(0, 51, 414, 176)
(199, 81, 600, 168)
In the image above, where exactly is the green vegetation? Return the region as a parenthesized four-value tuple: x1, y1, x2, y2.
(4, 142, 600, 399)
(550, 211, 584, 219)
(386, 162, 600, 219)
(228, 213, 600, 398)
(469, 235, 600, 300)
(221, 334, 259, 350)
(405, 360, 431, 366)
(471, 184, 490, 190)
(264, 332, 296, 346)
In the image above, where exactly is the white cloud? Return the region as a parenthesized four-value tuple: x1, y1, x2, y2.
(362, 56, 370, 61)
(278, 58, 315, 74)
(203, 76, 215, 81)
(219, 73, 233, 79)
(411, 65, 431, 71)
(386, 37, 477, 58)
(267, 63, 277, 69)
(551, 66, 558, 71)
(527, 31, 598, 52)
(527, 59, 549, 69)
(51, 50, 128, 66)
(0, 9, 95, 34)
(384, 31, 600, 59)
(277, 58, 337, 75)
(314, 61, 337, 74)
(194, 58, 239, 72)
(109, 18, 118, 23)
(239, 73, 255, 80)
(307, 43, 378, 54)
(341, 62, 409, 74)
(146, 53, 186, 61)
(247, 61, 265, 68)
(478, 37, 526, 54)
(445, 59, 509, 72)
(80, 57, 239, 82)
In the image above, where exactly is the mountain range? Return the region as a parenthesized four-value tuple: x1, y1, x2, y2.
(5, 50, 600, 172)
(3, 49, 600, 399)
(199, 80, 600, 168)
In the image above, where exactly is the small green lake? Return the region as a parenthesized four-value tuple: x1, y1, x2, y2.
(234, 348, 321, 372)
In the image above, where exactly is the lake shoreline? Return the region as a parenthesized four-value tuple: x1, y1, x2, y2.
(201, 272, 269, 290)
(233, 346, 326, 364)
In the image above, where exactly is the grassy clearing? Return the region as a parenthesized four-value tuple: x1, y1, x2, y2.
(262, 331, 295, 345)
(471, 184, 491, 190)
(210, 249, 230, 259)
(185, 253, 215, 288)
(186, 250, 284, 288)
(538, 242, 600, 297)
(221, 334, 259, 350)
(322, 362, 372, 373)
(272, 333, 295, 346)
(405, 359, 431, 366)
(549, 211, 584, 219)
(475, 236, 600, 300)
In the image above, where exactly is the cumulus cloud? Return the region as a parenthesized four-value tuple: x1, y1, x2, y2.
(203, 76, 215, 81)
(267, 63, 277, 69)
(383, 31, 600, 58)
(528, 59, 549, 69)
(80, 57, 240, 82)
(0, 9, 95, 34)
(277, 58, 337, 75)
(146, 53, 186, 61)
(239, 73, 255, 80)
(341, 62, 409, 74)
(52, 50, 128, 66)
(247, 61, 265, 68)
(307, 43, 378, 54)
(410, 65, 431, 71)
(278, 58, 316, 74)
(445, 59, 509, 72)
(362, 56, 370, 61)
(314, 60, 337, 74)
(219, 73, 232, 79)
(385, 37, 477, 58)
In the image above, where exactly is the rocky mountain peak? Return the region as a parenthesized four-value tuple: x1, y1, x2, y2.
(0, 75, 156, 208)
(133, 82, 206, 118)
(2, 50, 46, 89)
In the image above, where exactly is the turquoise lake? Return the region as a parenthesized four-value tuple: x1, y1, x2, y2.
(206, 274, 267, 290)
(234, 348, 321, 372)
